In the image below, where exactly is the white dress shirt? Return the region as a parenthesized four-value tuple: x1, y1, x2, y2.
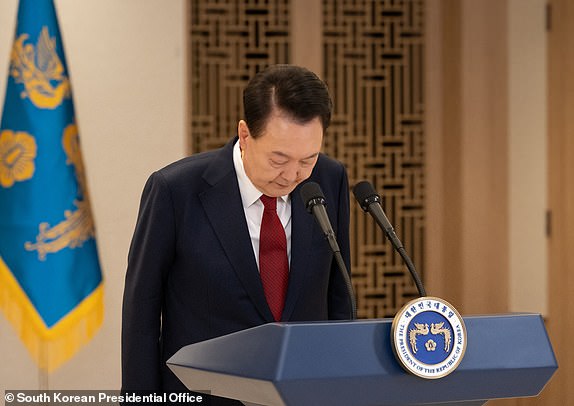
(233, 141, 292, 269)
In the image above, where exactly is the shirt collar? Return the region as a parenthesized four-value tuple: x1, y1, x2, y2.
(233, 140, 289, 208)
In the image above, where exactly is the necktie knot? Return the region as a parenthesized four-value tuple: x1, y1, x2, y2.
(260, 195, 277, 211)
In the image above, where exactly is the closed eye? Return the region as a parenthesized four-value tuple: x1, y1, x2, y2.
(269, 152, 319, 168)
(270, 159, 288, 167)
(300, 158, 316, 167)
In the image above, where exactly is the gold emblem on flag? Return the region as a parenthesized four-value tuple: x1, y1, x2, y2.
(0, 129, 37, 188)
(9, 26, 70, 109)
(25, 124, 96, 260)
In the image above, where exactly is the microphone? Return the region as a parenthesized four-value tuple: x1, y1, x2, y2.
(353, 181, 427, 297)
(300, 182, 340, 253)
(300, 182, 357, 319)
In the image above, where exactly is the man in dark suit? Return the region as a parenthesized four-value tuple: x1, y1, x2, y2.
(122, 65, 352, 405)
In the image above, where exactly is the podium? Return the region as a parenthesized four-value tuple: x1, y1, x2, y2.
(167, 314, 557, 405)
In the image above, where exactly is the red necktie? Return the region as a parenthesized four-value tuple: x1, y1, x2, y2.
(259, 195, 289, 321)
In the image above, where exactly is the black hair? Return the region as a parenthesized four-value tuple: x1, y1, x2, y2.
(243, 64, 332, 138)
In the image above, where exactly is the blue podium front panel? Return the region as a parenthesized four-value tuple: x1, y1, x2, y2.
(167, 314, 557, 406)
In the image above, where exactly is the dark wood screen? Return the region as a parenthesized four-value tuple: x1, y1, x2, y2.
(322, 0, 425, 317)
(189, 0, 290, 152)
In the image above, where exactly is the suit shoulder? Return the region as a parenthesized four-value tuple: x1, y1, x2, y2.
(151, 150, 224, 189)
(308, 154, 349, 196)
(314, 153, 347, 176)
(157, 149, 218, 180)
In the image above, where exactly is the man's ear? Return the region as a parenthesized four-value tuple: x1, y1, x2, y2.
(237, 120, 250, 149)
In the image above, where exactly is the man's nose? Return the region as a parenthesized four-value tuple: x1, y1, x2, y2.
(281, 163, 300, 182)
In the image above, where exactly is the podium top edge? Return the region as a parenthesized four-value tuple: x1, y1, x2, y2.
(266, 312, 543, 327)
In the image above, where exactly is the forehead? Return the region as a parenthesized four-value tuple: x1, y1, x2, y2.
(257, 113, 323, 157)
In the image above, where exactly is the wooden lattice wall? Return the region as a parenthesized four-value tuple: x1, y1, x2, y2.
(190, 0, 290, 152)
(189, 0, 425, 318)
(322, 0, 425, 317)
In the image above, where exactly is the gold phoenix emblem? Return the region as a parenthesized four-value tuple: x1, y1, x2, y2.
(9, 26, 71, 109)
(431, 322, 452, 352)
(25, 124, 96, 260)
(0, 129, 37, 188)
(409, 323, 429, 354)
(409, 322, 452, 354)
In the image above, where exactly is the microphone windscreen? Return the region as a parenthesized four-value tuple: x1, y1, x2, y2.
(352, 181, 378, 204)
(299, 182, 325, 207)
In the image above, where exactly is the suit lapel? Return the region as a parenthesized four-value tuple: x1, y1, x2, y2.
(281, 184, 316, 320)
(199, 139, 274, 322)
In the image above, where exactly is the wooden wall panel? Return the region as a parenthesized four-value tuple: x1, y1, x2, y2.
(538, 1, 574, 403)
(424, 0, 463, 305)
(424, 0, 509, 314)
(459, 0, 509, 314)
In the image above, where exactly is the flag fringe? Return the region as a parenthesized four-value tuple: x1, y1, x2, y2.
(0, 256, 103, 372)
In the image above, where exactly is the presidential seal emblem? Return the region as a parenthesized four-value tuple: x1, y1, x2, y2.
(391, 297, 467, 379)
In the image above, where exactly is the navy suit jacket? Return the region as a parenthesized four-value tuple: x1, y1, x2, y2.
(121, 137, 351, 400)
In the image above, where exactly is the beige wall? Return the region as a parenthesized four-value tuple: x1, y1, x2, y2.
(0, 0, 187, 390)
(425, 0, 547, 315)
(508, 0, 547, 315)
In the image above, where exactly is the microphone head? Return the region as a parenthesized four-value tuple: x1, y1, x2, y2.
(353, 181, 381, 212)
(299, 182, 326, 213)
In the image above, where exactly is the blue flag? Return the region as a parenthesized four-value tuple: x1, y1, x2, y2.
(0, 0, 103, 372)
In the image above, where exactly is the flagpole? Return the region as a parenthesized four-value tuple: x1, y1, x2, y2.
(39, 343, 49, 406)
(39, 368, 49, 390)
(39, 369, 49, 406)
(39, 343, 49, 391)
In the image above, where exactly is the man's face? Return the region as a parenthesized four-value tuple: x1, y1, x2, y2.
(238, 112, 323, 198)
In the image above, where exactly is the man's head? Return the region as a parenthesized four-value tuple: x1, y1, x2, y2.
(238, 65, 333, 197)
